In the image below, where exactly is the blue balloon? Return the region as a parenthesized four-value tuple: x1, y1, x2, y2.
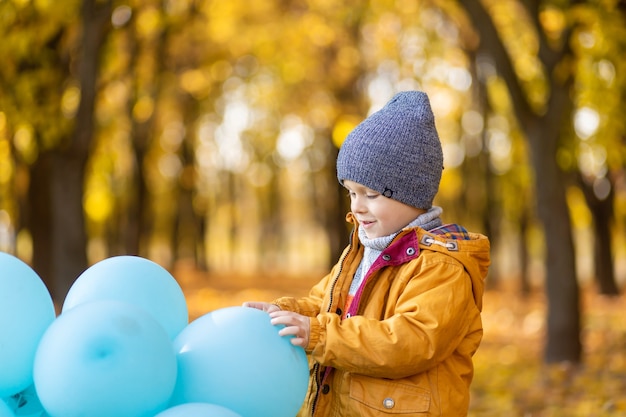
(62, 256, 188, 339)
(0, 252, 55, 397)
(0, 399, 15, 417)
(2, 385, 49, 417)
(34, 300, 177, 417)
(170, 306, 309, 417)
(155, 403, 242, 417)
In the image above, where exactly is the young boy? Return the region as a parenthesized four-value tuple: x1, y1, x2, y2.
(244, 91, 490, 416)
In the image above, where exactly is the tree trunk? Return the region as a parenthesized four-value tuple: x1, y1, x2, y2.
(472, 53, 499, 288)
(259, 163, 283, 274)
(459, 0, 582, 363)
(28, 151, 88, 304)
(49, 153, 89, 302)
(577, 173, 619, 295)
(527, 123, 581, 363)
(519, 207, 532, 296)
(28, 154, 54, 297)
(174, 137, 207, 270)
(124, 20, 153, 257)
(590, 206, 619, 295)
(328, 144, 351, 266)
(29, 0, 111, 304)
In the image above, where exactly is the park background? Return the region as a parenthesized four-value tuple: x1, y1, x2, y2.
(0, 0, 625, 415)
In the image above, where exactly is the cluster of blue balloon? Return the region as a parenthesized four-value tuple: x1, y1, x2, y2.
(0, 252, 309, 417)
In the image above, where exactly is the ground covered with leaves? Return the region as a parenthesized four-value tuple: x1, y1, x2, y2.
(175, 264, 626, 417)
(471, 287, 626, 417)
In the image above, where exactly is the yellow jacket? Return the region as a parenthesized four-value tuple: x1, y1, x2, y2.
(273, 215, 490, 416)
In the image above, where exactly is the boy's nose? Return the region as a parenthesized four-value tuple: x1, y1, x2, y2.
(351, 196, 366, 213)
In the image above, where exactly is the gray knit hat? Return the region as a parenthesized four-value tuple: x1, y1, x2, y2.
(336, 91, 443, 210)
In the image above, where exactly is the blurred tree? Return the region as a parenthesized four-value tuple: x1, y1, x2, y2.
(566, 2, 626, 296)
(458, 0, 582, 363)
(456, 0, 626, 362)
(291, 1, 367, 265)
(0, 0, 111, 302)
(577, 171, 619, 294)
(43, 0, 111, 302)
(87, 0, 208, 269)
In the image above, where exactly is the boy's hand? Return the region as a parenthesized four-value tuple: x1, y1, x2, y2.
(269, 310, 310, 348)
(242, 301, 281, 313)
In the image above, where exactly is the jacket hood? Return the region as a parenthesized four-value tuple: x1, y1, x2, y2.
(417, 227, 490, 311)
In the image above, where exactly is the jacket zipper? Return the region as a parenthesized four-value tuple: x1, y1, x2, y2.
(311, 230, 354, 416)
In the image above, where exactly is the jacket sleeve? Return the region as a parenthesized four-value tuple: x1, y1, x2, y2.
(309, 252, 479, 379)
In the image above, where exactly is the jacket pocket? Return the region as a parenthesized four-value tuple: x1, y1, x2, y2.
(349, 374, 431, 414)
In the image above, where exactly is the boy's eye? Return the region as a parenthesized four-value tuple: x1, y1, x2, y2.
(347, 190, 379, 199)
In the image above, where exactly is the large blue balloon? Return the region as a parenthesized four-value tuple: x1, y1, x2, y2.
(34, 300, 177, 417)
(155, 403, 242, 417)
(170, 306, 309, 417)
(0, 399, 14, 417)
(62, 256, 188, 339)
(0, 252, 55, 397)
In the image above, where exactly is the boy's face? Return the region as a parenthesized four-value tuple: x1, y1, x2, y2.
(343, 180, 426, 239)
